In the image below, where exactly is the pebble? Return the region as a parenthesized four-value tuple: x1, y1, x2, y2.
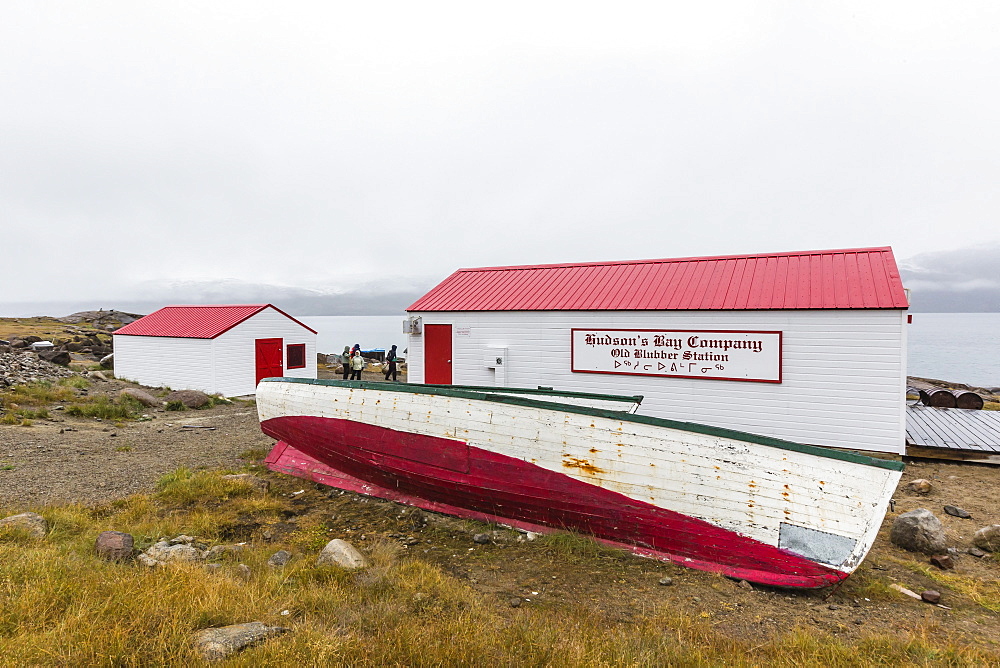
(472, 533, 492, 545)
(658, 576, 673, 586)
(930, 554, 955, 570)
(921, 590, 942, 604)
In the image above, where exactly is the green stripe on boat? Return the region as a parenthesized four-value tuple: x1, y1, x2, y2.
(260, 378, 905, 472)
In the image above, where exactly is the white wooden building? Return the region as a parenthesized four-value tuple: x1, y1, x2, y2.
(113, 304, 317, 397)
(405, 247, 910, 454)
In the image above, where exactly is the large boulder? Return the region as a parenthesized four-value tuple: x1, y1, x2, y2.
(95, 531, 135, 561)
(0, 512, 47, 538)
(145, 541, 205, 563)
(164, 390, 211, 409)
(38, 350, 71, 366)
(890, 508, 948, 555)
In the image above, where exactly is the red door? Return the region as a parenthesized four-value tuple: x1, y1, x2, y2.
(424, 324, 452, 384)
(255, 338, 284, 385)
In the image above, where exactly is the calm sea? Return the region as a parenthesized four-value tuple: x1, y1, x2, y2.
(300, 313, 1000, 388)
(907, 313, 1000, 388)
(299, 315, 408, 356)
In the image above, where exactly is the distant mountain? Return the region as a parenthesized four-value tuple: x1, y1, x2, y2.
(900, 244, 1000, 312)
(0, 280, 431, 319)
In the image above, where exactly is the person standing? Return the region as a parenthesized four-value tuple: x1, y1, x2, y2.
(350, 350, 364, 380)
(340, 346, 351, 381)
(384, 344, 398, 381)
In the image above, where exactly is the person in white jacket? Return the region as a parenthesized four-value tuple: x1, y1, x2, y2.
(349, 350, 364, 380)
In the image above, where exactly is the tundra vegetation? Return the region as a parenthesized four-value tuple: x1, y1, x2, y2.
(0, 466, 997, 666)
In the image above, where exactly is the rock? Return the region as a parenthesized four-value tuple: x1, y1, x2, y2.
(204, 563, 222, 573)
(236, 564, 252, 580)
(169, 535, 197, 545)
(100, 353, 114, 369)
(930, 554, 955, 570)
(95, 531, 134, 561)
(88, 371, 109, 381)
(38, 350, 71, 366)
(316, 539, 370, 569)
(658, 576, 673, 586)
(120, 388, 160, 407)
(267, 550, 292, 567)
(137, 553, 163, 568)
(972, 525, 1000, 552)
(472, 533, 491, 545)
(968, 547, 987, 558)
(0, 511, 47, 538)
(943, 505, 972, 519)
(906, 479, 933, 495)
(192, 622, 289, 661)
(921, 590, 942, 604)
(145, 541, 204, 563)
(164, 390, 211, 409)
(736, 579, 753, 590)
(889, 509, 948, 555)
(221, 474, 270, 493)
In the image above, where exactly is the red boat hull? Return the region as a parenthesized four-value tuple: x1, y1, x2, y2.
(261, 415, 845, 588)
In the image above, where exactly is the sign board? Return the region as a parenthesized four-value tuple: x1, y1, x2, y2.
(571, 329, 782, 383)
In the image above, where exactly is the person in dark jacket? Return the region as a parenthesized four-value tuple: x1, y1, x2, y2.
(384, 344, 398, 381)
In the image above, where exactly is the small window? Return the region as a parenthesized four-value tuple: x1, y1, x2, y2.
(287, 343, 306, 369)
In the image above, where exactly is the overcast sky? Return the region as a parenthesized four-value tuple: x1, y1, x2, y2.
(2, 2, 999, 314)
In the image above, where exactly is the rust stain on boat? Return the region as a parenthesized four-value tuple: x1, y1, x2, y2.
(562, 457, 605, 475)
(589, 447, 599, 454)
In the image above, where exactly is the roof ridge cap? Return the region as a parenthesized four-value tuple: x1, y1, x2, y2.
(454, 247, 894, 273)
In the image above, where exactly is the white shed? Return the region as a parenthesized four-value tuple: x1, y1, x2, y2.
(405, 247, 910, 454)
(113, 304, 317, 397)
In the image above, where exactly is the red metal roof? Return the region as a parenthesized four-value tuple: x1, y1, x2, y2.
(407, 247, 909, 312)
(113, 304, 317, 339)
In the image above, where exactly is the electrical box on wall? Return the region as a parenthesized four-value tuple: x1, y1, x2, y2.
(403, 316, 422, 334)
(483, 347, 506, 368)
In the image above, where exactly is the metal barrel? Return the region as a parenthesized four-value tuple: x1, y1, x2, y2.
(906, 386, 929, 404)
(923, 388, 957, 408)
(951, 389, 984, 410)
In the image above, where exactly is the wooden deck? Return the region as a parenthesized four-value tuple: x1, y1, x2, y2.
(905, 404, 1000, 463)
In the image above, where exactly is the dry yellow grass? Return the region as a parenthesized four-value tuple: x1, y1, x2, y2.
(0, 470, 995, 666)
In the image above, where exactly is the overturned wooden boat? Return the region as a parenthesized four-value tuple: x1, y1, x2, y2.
(258, 378, 903, 588)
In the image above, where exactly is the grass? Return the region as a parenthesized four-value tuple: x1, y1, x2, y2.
(0, 378, 149, 425)
(65, 394, 143, 421)
(0, 469, 995, 665)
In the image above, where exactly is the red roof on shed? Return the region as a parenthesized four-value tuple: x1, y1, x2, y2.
(407, 247, 909, 312)
(113, 305, 317, 339)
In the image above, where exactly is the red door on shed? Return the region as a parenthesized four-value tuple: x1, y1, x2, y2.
(255, 338, 283, 385)
(424, 324, 452, 384)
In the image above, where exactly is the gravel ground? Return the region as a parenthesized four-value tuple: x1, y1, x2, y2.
(0, 381, 272, 508)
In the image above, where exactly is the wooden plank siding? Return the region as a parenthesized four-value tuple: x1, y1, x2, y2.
(407, 309, 907, 454)
(113, 307, 316, 397)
